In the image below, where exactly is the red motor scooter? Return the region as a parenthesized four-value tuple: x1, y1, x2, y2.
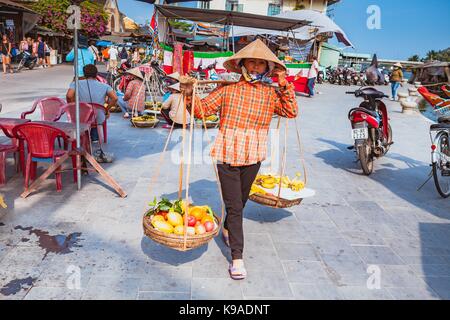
(347, 87, 393, 175)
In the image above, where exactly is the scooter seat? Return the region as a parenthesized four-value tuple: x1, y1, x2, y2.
(438, 116, 450, 124)
(430, 123, 450, 130)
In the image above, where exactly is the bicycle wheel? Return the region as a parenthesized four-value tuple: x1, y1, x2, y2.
(113, 77, 122, 93)
(432, 133, 450, 198)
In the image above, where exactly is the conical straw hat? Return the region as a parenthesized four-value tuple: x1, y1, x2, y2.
(126, 67, 144, 80)
(168, 83, 181, 92)
(223, 39, 286, 74)
(167, 71, 180, 81)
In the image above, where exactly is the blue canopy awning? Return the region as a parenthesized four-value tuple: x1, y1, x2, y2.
(96, 40, 112, 47)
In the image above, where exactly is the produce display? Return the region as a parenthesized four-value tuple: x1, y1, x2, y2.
(144, 101, 163, 111)
(131, 115, 158, 122)
(250, 173, 305, 196)
(144, 198, 218, 236)
(196, 114, 219, 123)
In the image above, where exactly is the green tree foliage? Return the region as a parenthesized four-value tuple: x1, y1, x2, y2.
(168, 19, 193, 32)
(408, 55, 420, 62)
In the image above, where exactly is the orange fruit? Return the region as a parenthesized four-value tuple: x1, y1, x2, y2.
(189, 206, 207, 221)
(201, 215, 214, 224)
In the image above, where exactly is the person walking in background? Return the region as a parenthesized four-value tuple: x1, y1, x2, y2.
(66, 34, 95, 78)
(1, 34, 13, 74)
(306, 55, 319, 97)
(37, 36, 46, 68)
(89, 40, 99, 65)
(390, 62, 404, 101)
(108, 46, 119, 73)
(44, 41, 52, 68)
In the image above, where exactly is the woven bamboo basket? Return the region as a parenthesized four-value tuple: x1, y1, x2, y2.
(130, 118, 160, 128)
(249, 192, 302, 209)
(143, 213, 221, 251)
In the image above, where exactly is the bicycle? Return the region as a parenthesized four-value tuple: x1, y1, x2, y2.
(429, 106, 450, 198)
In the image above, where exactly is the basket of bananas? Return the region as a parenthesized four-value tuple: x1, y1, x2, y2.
(130, 115, 159, 128)
(143, 198, 221, 251)
(196, 114, 219, 128)
(249, 173, 314, 208)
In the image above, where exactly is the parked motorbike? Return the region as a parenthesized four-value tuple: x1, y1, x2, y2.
(16, 51, 37, 72)
(347, 87, 393, 175)
(317, 70, 324, 84)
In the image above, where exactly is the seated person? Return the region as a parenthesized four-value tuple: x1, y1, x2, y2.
(118, 68, 146, 118)
(66, 64, 118, 142)
(161, 83, 190, 129)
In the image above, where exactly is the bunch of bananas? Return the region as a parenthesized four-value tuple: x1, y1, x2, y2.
(253, 173, 305, 192)
(206, 115, 219, 122)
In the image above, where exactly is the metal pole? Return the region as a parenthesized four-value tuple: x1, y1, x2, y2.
(231, 22, 235, 53)
(74, 28, 81, 189)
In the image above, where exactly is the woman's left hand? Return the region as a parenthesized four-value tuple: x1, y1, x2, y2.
(272, 68, 287, 87)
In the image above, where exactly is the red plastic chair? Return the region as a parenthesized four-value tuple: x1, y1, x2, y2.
(61, 102, 96, 182)
(61, 102, 96, 125)
(21, 97, 66, 121)
(13, 123, 70, 192)
(0, 125, 20, 185)
(88, 103, 109, 143)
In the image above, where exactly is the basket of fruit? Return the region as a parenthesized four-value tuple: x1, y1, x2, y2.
(196, 114, 219, 128)
(249, 173, 314, 208)
(131, 115, 159, 128)
(143, 198, 221, 251)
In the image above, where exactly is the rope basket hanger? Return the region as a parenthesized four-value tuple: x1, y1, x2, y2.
(249, 109, 309, 209)
(143, 80, 225, 251)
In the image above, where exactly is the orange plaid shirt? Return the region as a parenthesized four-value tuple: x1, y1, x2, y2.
(194, 79, 298, 166)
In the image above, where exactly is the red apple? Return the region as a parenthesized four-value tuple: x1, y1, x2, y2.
(204, 221, 214, 232)
(187, 215, 196, 227)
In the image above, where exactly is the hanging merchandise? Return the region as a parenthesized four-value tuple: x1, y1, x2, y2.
(183, 50, 194, 75)
(289, 39, 313, 63)
(172, 42, 183, 75)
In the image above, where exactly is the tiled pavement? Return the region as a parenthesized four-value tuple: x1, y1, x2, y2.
(0, 65, 449, 299)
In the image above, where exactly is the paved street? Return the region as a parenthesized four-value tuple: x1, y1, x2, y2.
(0, 65, 449, 300)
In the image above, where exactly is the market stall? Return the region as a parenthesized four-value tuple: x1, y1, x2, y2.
(154, 4, 311, 90)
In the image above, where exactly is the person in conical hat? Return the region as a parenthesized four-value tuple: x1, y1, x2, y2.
(117, 67, 146, 118)
(183, 39, 298, 280)
(161, 82, 190, 129)
(390, 62, 404, 101)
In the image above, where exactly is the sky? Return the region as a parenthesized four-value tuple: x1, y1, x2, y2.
(118, 0, 450, 61)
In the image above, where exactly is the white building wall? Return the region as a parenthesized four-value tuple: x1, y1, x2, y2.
(200, 0, 330, 15)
